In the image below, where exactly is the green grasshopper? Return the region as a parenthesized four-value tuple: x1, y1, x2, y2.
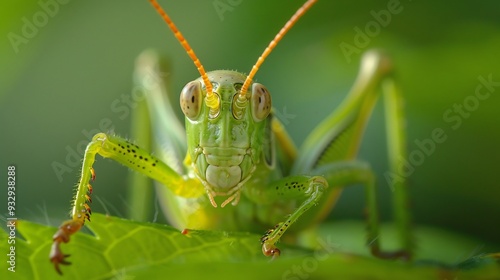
(50, 0, 412, 274)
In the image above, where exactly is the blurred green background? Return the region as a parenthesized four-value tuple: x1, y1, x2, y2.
(1, 0, 499, 252)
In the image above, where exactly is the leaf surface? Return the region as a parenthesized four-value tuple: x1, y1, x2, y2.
(1, 214, 499, 280)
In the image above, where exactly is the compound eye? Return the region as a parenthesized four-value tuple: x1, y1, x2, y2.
(251, 83, 272, 122)
(180, 81, 202, 120)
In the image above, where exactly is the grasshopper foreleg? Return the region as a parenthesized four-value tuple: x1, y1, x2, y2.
(50, 132, 205, 273)
(256, 161, 411, 260)
(255, 175, 327, 257)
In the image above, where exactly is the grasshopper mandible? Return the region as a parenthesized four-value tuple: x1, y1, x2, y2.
(50, 0, 412, 274)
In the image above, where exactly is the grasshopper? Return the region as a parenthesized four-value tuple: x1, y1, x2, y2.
(50, 0, 412, 274)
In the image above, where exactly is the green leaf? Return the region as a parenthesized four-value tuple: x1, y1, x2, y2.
(1, 214, 269, 279)
(1, 214, 499, 280)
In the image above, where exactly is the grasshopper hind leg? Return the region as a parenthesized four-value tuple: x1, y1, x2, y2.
(258, 51, 413, 260)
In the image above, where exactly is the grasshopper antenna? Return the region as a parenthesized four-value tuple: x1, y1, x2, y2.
(239, 0, 317, 98)
(149, 0, 219, 111)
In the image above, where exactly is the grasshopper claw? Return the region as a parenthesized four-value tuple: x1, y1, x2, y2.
(49, 220, 83, 274)
(262, 241, 281, 258)
(50, 241, 71, 275)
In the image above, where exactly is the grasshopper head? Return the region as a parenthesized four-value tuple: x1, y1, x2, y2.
(180, 70, 272, 208)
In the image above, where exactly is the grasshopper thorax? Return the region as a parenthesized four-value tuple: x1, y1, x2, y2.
(180, 70, 272, 208)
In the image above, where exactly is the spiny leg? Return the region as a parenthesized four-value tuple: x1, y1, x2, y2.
(290, 50, 413, 258)
(382, 77, 412, 255)
(50, 133, 204, 274)
(126, 50, 187, 221)
(313, 161, 410, 259)
(251, 175, 327, 257)
(254, 161, 410, 260)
